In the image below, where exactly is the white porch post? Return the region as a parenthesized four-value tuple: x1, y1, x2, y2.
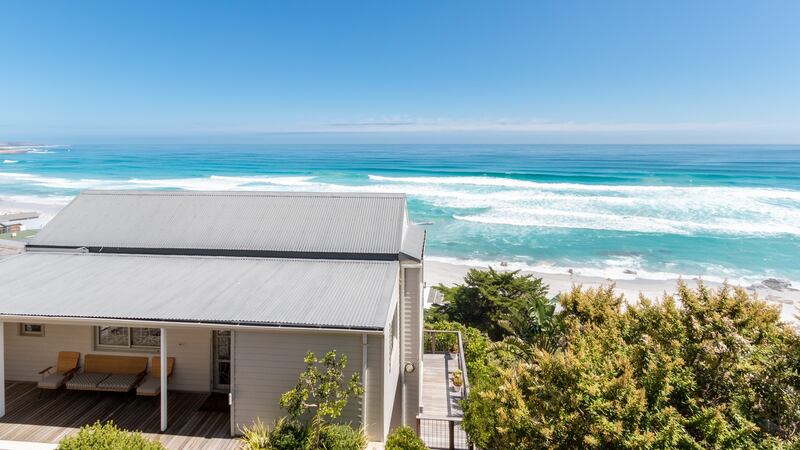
(160, 327, 167, 431)
(0, 321, 5, 418)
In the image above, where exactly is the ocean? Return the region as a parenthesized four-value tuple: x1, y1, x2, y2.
(2, 144, 799, 285)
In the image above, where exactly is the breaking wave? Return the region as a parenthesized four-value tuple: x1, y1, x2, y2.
(0, 172, 317, 191)
(3, 171, 800, 238)
(368, 175, 800, 237)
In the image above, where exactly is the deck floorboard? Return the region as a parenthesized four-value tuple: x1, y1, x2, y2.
(0, 382, 237, 449)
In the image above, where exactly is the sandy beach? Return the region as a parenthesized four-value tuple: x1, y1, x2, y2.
(424, 259, 800, 325)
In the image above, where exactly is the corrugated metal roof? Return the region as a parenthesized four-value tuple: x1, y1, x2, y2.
(0, 252, 398, 330)
(31, 191, 417, 258)
(401, 224, 425, 261)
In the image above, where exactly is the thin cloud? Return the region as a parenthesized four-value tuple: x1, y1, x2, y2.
(315, 119, 776, 134)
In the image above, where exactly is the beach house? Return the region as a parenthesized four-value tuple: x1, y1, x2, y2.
(0, 190, 425, 445)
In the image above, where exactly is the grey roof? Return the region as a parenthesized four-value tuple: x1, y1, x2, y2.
(401, 223, 425, 261)
(31, 190, 423, 260)
(0, 252, 398, 330)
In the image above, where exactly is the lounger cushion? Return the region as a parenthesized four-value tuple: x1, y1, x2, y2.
(38, 373, 67, 390)
(136, 378, 161, 396)
(97, 374, 140, 391)
(66, 373, 110, 389)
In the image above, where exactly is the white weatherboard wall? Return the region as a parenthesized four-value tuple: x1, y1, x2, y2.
(233, 330, 385, 441)
(401, 265, 423, 426)
(3, 322, 211, 392)
(383, 297, 401, 435)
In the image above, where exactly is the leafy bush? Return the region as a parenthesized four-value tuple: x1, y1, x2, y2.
(238, 417, 307, 450)
(280, 350, 364, 448)
(318, 423, 367, 450)
(430, 267, 554, 341)
(462, 283, 800, 449)
(239, 418, 270, 449)
(385, 426, 428, 450)
(423, 320, 497, 383)
(269, 418, 309, 450)
(58, 421, 164, 450)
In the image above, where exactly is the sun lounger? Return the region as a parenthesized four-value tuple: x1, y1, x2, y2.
(38, 351, 80, 390)
(136, 356, 175, 396)
(66, 354, 148, 392)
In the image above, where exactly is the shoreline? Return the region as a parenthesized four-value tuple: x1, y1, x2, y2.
(424, 259, 800, 324)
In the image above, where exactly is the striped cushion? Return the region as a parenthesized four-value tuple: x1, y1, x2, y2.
(97, 374, 139, 391)
(38, 373, 67, 390)
(66, 372, 110, 389)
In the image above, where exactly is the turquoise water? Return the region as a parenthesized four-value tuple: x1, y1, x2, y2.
(2, 144, 799, 284)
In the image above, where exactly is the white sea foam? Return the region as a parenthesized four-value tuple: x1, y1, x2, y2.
(2, 160, 17, 164)
(367, 174, 800, 237)
(0, 172, 317, 191)
(0, 194, 74, 206)
(4, 170, 800, 238)
(425, 255, 784, 287)
(369, 175, 800, 198)
(0, 172, 105, 189)
(125, 175, 316, 191)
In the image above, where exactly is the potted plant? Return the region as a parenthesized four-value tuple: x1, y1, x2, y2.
(452, 369, 463, 387)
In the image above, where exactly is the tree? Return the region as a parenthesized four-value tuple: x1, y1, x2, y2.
(280, 350, 364, 448)
(461, 283, 800, 449)
(424, 320, 497, 383)
(432, 267, 553, 341)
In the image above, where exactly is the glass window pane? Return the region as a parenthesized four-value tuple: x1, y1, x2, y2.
(98, 326, 129, 346)
(216, 332, 230, 360)
(131, 328, 160, 347)
(21, 324, 44, 336)
(218, 362, 231, 385)
(24, 324, 42, 333)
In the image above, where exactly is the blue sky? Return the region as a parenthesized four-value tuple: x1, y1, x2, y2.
(1, 0, 799, 144)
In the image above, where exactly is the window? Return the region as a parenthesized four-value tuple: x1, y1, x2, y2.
(388, 305, 399, 372)
(20, 323, 44, 337)
(96, 326, 160, 350)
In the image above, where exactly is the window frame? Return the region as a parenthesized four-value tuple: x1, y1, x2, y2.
(95, 326, 160, 352)
(19, 323, 45, 337)
(388, 303, 400, 373)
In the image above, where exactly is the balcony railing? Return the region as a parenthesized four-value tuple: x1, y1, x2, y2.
(424, 329, 469, 400)
(418, 329, 473, 450)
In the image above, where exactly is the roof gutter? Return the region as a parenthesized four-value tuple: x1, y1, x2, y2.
(25, 245, 402, 261)
(0, 314, 385, 335)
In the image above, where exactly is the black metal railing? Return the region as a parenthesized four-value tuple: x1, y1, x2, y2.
(416, 415, 471, 450)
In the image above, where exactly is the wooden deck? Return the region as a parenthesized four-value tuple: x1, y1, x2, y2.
(0, 382, 237, 449)
(421, 353, 464, 418)
(419, 353, 469, 449)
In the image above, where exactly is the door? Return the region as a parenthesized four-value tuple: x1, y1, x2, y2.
(212, 330, 231, 391)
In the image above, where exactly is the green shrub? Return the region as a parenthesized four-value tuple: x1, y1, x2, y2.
(462, 283, 800, 449)
(269, 418, 308, 450)
(239, 418, 270, 449)
(58, 421, 164, 450)
(238, 417, 307, 450)
(385, 426, 427, 450)
(318, 423, 367, 450)
(430, 267, 551, 341)
(423, 320, 499, 383)
(238, 418, 364, 450)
